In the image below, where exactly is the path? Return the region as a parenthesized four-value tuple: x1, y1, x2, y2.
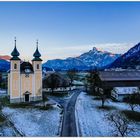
(61, 90, 81, 137)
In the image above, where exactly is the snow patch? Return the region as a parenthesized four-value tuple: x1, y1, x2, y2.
(75, 92, 140, 136)
(2, 106, 61, 136)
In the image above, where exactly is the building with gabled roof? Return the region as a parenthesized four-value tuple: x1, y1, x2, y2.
(8, 38, 42, 103)
(94, 71, 140, 89)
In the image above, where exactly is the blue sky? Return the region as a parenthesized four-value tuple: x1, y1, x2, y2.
(0, 2, 140, 61)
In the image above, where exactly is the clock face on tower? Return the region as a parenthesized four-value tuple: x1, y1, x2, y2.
(25, 68, 31, 73)
(25, 69, 31, 77)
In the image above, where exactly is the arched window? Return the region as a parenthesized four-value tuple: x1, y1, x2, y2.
(14, 64, 17, 69)
(37, 64, 39, 69)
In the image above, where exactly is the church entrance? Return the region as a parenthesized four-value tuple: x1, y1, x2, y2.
(25, 94, 29, 102)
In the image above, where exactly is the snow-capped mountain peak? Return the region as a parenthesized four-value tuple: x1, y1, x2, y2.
(92, 47, 98, 52)
(43, 47, 121, 71)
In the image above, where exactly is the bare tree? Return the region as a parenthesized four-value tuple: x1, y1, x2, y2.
(86, 69, 97, 94)
(82, 76, 88, 92)
(99, 93, 108, 107)
(67, 69, 77, 88)
(43, 73, 60, 94)
(98, 88, 111, 108)
(106, 111, 135, 137)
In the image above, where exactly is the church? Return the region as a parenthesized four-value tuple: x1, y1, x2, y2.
(8, 39, 42, 103)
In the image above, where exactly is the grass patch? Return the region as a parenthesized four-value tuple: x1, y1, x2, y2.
(122, 110, 140, 122)
(8, 102, 53, 110)
(38, 104, 53, 110)
(0, 96, 10, 106)
(93, 97, 101, 100)
(44, 91, 68, 97)
(8, 103, 32, 108)
(96, 106, 117, 111)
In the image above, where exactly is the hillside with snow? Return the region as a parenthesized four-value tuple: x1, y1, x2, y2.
(109, 42, 140, 69)
(43, 47, 121, 71)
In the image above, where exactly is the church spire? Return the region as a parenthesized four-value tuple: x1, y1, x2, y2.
(36, 39, 38, 48)
(11, 37, 20, 60)
(32, 40, 42, 61)
(14, 37, 16, 47)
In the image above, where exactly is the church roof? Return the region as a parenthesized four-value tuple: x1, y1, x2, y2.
(33, 47, 41, 58)
(11, 38, 20, 60)
(11, 46, 20, 57)
(32, 40, 42, 61)
(20, 62, 34, 73)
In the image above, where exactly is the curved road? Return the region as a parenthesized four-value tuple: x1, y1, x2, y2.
(61, 90, 81, 137)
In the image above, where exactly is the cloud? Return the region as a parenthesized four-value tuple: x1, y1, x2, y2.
(94, 43, 135, 54)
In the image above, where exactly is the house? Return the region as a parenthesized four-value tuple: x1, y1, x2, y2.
(43, 72, 73, 92)
(94, 71, 140, 96)
(8, 38, 42, 103)
(111, 87, 140, 101)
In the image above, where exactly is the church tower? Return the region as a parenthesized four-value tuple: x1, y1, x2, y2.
(9, 38, 21, 103)
(8, 38, 43, 103)
(32, 40, 42, 101)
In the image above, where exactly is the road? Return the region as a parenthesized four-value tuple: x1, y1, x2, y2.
(61, 90, 81, 137)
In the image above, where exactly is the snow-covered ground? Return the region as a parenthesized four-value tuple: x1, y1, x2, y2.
(2, 105, 62, 136)
(0, 121, 17, 136)
(75, 92, 140, 137)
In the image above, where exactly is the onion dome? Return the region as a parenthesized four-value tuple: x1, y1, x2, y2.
(32, 40, 42, 61)
(10, 37, 20, 60)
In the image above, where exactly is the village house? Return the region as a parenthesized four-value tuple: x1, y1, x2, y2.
(94, 71, 140, 98)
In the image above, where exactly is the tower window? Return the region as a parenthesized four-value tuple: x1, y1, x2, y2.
(14, 64, 17, 69)
(37, 64, 39, 69)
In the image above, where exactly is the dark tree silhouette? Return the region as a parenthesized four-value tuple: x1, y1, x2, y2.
(43, 73, 60, 94)
(67, 69, 77, 87)
(86, 68, 98, 94)
(124, 93, 140, 111)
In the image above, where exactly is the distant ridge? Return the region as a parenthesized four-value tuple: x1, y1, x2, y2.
(0, 59, 10, 72)
(109, 42, 140, 69)
(0, 55, 11, 61)
(43, 47, 121, 71)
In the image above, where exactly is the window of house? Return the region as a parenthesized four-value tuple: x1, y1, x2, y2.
(14, 64, 17, 69)
(37, 64, 39, 69)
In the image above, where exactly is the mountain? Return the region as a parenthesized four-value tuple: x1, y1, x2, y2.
(43, 57, 89, 71)
(0, 59, 10, 72)
(43, 47, 121, 71)
(109, 42, 140, 69)
(0, 55, 11, 61)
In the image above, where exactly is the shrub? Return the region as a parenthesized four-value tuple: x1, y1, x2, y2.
(122, 110, 140, 122)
